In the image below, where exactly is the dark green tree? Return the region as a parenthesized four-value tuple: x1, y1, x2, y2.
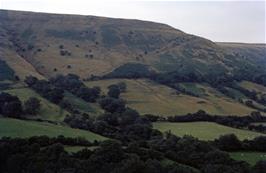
(24, 97, 41, 115)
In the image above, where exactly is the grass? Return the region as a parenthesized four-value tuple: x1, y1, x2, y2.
(1, 49, 45, 80)
(64, 146, 87, 153)
(64, 146, 99, 153)
(153, 122, 265, 141)
(86, 79, 256, 116)
(177, 83, 206, 97)
(3, 10, 265, 83)
(230, 152, 266, 165)
(238, 81, 266, 111)
(251, 122, 266, 126)
(239, 81, 266, 93)
(63, 92, 103, 116)
(0, 118, 106, 141)
(5, 87, 69, 122)
(199, 84, 256, 116)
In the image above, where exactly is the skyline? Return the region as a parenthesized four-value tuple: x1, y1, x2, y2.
(1, 0, 265, 43)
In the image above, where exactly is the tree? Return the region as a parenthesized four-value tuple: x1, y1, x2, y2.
(7, 154, 26, 173)
(24, 76, 38, 87)
(25, 76, 64, 104)
(252, 160, 266, 173)
(2, 101, 23, 118)
(0, 92, 23, 118)
(108, 84, 121, 98)
(120, 108, 140, 126)
(215, 134, 242, 151)
(77, 86, 101, 102)
(245, 100, 254, 107)
(46, 88, 64, 104)
(252, 136, 266, 151)
(24, 97, 41, 115)
(117, 82, 127, 92)
(89, 140, 125, 171)
(98, 97, 126, 113)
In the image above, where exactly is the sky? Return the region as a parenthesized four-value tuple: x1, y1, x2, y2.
(1, 0, 265, 43)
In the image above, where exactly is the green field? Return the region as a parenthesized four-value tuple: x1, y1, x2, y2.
(0, 118, 106, 141)
(153, 122, 264, 141)
(230, 152, 266, 165)
(86, 79, 256, 116)
(5, 87, 69, 121)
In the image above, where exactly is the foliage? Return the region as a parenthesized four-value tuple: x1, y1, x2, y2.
(108, 84, 121, 98)
(50, 74, 101, 102)
(165, 110, 266, 133)
(24, 76, 64, 104)
(98, 97, 126, 113)
(0, 92, 23, 118)
(24, 97, 41, 115)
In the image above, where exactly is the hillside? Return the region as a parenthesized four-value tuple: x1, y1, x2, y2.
(153, 122, 265, 141)
(0, 9, 265, 81)
(86, 79, 257, 116)
(4, 87, 69, 121)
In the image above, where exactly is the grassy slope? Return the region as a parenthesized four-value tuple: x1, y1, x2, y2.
(5, 87, 69, 121)
(64, 92, 103, 116)
(153, 122, 264, 141)
(230, 152, 266, 165)
(238, 81, 266, 111)
(86, 79, 256, 116)
(178, 82, 257, 115)
(239, 81, 266, 93)
(0, 118, 106, 141)
(1, 10, 265, 81)
(1, 10, 184, 79)
(0, 50, 45, 80)
(251, 122, 266, 126)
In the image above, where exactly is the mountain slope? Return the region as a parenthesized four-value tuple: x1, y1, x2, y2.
(1, 9, 265, 80)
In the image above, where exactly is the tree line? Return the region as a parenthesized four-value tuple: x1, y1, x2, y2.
(145, 110, 266, 134)
(0, 92, 41, 118)
(0, 134, 265, 173)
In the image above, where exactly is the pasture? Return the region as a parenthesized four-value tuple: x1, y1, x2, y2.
(153, 122, 264, 141)
(86, 79, 256, 116)
(0, 118, 106, 141)
(5, 87, 69, 121)
(230, 152, 266, 165)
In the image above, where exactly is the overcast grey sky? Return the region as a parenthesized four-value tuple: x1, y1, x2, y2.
(1, 0, 265, 43)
